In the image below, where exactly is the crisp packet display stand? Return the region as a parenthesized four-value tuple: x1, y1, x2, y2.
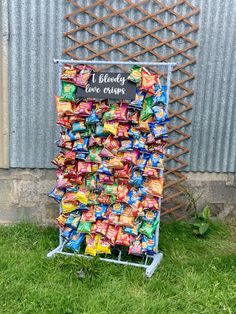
(47, 59, 175, 278)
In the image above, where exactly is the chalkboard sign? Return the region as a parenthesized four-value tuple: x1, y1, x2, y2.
(76, 72, 136, 100)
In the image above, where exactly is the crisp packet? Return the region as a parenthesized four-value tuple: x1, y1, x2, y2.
(95, 204, 108, 220)
(88, 135, 102, 147)
(140, 68, 159, 94)
(60, 82, 77, 101)
(127, 110, 139, 124)
(95, 100, 109, 115)
(64, 151, 76, 163)
(74, 65, 93, 88)
(108, 212, 120, 225)
(87, 146, 102, 163)
(103, 104, 118, 121)
(103, 135, 120, 153)
(85, 234, 99, 256)
(103, 183, 118, 195)
(128, 65, 142, 84)
(95, 124, 107, 137)
(55, 96, 74, 116)
(61, 199, 78, 214)
(115, 103, 128, 122)
(81, 206, 96, 222)
(141, 235, 157, 255)
(145, 177, 164, 197)
(135, 153, 149, 171)
(56, 214, 68, 228)
(115, 227, 133, 246)
(123, 150, 139, 165)
(56, 116, 71, 129)
(77, 221, 93, 233)
(48, 187, 65, 203)
(128, 240, 143, 256)
(85, 109, 99, 124)
(51, 153, 65, 168)
(97, 236, 111, 254)
(119, 139, 133, 152)
(97, 161, 113, 176)
(106, 225, 119, 245)
(114, 164, 131, 180)
(99, 147, 114, 158)
(143, 210, 158, 224)
(61, 64, 77, 82)
(112, 203, 125, 215)
(72, 138, 89, 152)
(74, 101, 92, 116)
(124, 219, 142, 236)
(61, 227, 74, 240)
(75, 188, 90, 205)
(150, 153, 164, 169)
(116, 184, 130, 202)
(143, 165, 159, 177)
(129, 169, 144, 188)
(65, 214, 80, 229)
(129, 89, 146, 110)
(143, 195, 159, 210)
(71, 121, 87, 133)
(139, 219, 159, 238)
(116, 124, 130, 138)
(119, 214, 135, 227)
(66, 232, 85, 252)
(140, 97, 153, 121)
(86, 173, 97, 190)
(133, 134, 147, 152)
(153, 85, 167, 105)
(152, 105, 169, 125)
(92, 220, 109, 236)
(76, 161, 92, 175)
(103, 121, 119, 136)
(128, 126, 141, 139)
(148, 123, 168, 139)
(98, 173, 114, 185)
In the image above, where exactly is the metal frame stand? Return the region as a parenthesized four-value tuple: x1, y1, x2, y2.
(47, 59, 175, 278)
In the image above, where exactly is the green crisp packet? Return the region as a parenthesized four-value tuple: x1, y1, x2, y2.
(60, 82, 77, 101)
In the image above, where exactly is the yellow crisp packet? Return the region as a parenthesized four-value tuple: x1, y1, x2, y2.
(103, 121, 119, 136)
(61, 199, 77, 214)
(97, 236, 111, 255)
(75, 190, 89, 205)
(85, 234, 99, 256)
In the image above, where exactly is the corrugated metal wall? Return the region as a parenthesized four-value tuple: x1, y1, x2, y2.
(7, 0, 236, 171)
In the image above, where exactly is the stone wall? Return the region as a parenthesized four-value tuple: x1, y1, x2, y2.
(0, 169, 235, 224)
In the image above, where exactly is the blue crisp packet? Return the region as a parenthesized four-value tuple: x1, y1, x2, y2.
(86, 109, 99, 125)
(112, 203, 125, 215)
(143, 210, 158, 224)
(128, 89, 146, 110)
(66, 129, 80, 141)
(128, 126, 141, 139)
(72, 137, 89, 152)
(95, 124, 107, 137)
(148, 123, 168, 139)
(65, 232, 85, 252)
(152, 106, 169, 125)
(97, 161, 113, 176)
(153, 85, 167, 105)
(48, 187, 65, 203)
(141, 235, 157, 255)
(133, 134, 147, 152)
(118, 138, 133, 151)
(72, 121, 87, 133)
(75, 152, 87, 160)
(95, 204, 108, 220)
(150, 153, 164, 168)
(135, 153, 149, 171)
(61, 227, 75, 240)
(65, 215, 81, 229)
(128, 188, 142, 207)
(129, 169, 144, 188)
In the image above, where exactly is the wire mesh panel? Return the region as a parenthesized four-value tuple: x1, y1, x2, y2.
(63, 0, 200, 219)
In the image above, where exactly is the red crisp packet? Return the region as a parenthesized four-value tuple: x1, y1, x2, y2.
(103, 135, 120, 153)
(106, 225, 119, 245)
(93, 220, 109, 236)
(74, 101, 92, 116)
(81, 206, 96, 223)
(73, 65, 93, 88)
(62, 192, 78, 204)
(97, 193, 110, 205)
(117, 184, 130, 202)
(145, 178, 164, 198)
(143, 195, 159, 210)
(61, 64, 77, 82)
(108, 211, 120, 225)
(114, 164, 131, 179)
(115, 227, 133, 246)
(76, 162, 92, 175)
(64, 151, 76, 163)
(56, 116, 72, 129)
(140, 68, 159, 95)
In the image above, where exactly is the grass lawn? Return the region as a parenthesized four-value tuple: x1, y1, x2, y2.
(0, 222, 235, 314)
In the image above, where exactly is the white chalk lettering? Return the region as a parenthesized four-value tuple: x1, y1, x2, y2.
(85, 84, 101, 93)
(91, 73, 96, 83)
(99, 73, 126, 86)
